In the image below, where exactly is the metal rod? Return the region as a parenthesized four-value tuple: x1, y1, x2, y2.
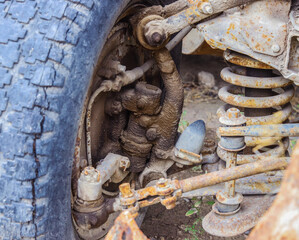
(179, 157, 289, 193)
(165, 25, 192, 51)
(149, 0, 258, 37)
(219, 124, 299, 137)
(225, 151, 237, 197)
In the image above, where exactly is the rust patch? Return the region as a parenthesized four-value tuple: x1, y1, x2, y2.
(248, 143, 299, 240)
(105, 211, 149, 240)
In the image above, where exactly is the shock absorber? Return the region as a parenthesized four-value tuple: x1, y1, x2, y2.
(217, 52, 295, 164)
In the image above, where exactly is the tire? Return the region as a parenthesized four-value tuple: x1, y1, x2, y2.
(0, 1, 130, 239)
(0, 0, 181, 239)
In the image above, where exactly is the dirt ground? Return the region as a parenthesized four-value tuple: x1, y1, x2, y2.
(140, 55, 247, 240)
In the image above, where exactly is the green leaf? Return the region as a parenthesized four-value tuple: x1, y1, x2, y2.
(185, 208, 198, 216)
(194, 200, 202, 208)
(206, 200, 215, 206)
(192, 165, 202, 172)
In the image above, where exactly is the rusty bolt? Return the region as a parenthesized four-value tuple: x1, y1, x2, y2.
(119, 183, 134, 198)
(271, 44, 280, 53)
(219, 107, 246, 126)
(201, 2, 213, 14)
(144, 22, 166, 47)
(227, 108, 241, 119)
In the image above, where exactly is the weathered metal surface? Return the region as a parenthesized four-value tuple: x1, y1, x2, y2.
(198, 0, 289, 56)
(219, 123, 299, 137)
(174, 148, 203, 165)
(105, 211, 149, 240)
(137, 15, 168, 50)
(224, 51, 273, 69)
(96, 153, 130, 184)
(217, 138, 288, 164)
(218, 103, 293, 126)
(222, 151, 237, 198)
(217, 108, 245, 214)
(217, 61, 294, 170)
(181, 172, 283, 198)
(201, 139, 219, 164)
(203, 195, 275, 237)
(196, 0, 299, 84)
(77, 166, 102, 201)
(142, 0, 257, 48)
(130, 0, 189, 27)
(182, 28, 224, 56)
(218, 84, 294, 109)
(248, 142, 299, 240)
(182, 27, 205, 54)
(217, 103, 292, 125)
(179, 157, 289, 193)
(219, 107, 247, 126)
(73, 197, 116, 239)
(114, 157, 289, 214)
(221, 66, 291, 89)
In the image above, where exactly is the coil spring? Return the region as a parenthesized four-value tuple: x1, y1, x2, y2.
(217, 60, 295, 164)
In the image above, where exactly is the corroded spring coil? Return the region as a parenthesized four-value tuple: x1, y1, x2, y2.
(217, 63, 295, 164)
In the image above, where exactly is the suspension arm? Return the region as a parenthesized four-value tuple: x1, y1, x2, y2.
(178, 157, 289, 193)
(218, 123, 299, 137)
(142, 0, 257, 48)
(117, 157, 289, 211)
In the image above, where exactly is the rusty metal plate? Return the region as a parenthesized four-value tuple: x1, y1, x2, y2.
(198, 0, 290, 57)
(202, 195, 275, 237)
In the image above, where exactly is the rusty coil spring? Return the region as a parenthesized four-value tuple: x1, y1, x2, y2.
(217, 64, 295, 164)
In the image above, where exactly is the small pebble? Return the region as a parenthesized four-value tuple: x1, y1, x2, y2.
(197, 71, 216, 89)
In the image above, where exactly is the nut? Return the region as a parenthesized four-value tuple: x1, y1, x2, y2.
(271, 44, 280, 53)
(144, 21, 166, 47)
(119, 183, 134, 198)
(201, 2, 213, 14)
(227, 108, 241, 119)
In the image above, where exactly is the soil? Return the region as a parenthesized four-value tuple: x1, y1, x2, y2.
(141, 55, 246, 240)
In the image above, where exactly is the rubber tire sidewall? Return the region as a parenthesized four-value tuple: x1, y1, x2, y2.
(44, 1, 131, 239)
